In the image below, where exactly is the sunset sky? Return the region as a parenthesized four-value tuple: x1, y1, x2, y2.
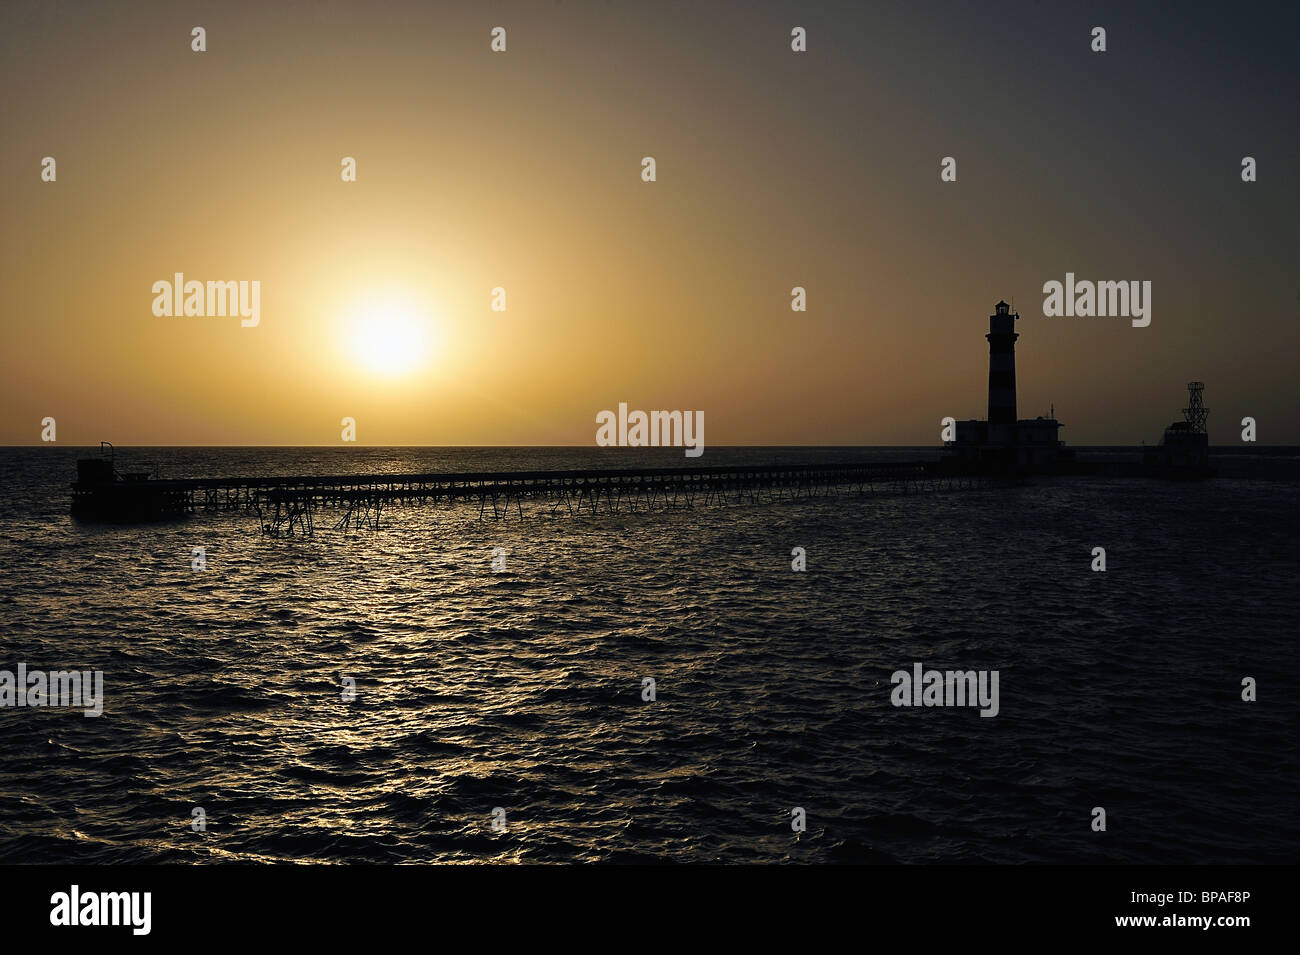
(2, 0, 1297, 446)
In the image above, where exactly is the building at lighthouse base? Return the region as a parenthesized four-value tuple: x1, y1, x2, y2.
(947, 416, 1071, 470)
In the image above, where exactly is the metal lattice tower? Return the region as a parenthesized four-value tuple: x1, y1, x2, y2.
(1182, 381, 1208, 433)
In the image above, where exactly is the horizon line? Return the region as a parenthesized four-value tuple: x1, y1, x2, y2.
(4, 443, 1295, 450)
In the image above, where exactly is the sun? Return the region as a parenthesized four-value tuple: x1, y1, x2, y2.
(347, 300, 432, 376)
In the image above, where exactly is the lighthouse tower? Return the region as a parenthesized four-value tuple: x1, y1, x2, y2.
(945, 298, 1066, 470)
(986, 300, 1018, 435)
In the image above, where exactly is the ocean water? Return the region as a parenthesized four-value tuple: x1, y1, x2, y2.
(0, 446, 1296, 864)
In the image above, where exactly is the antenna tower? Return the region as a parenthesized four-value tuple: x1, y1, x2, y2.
(1182, 382, 1208, 433)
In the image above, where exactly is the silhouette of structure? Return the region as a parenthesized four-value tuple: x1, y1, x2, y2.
(70, 456, 998, 532)
(946, 301, 1071, 470)
(1143, 381, 1212, 476)
(986, 299, 1018, 427)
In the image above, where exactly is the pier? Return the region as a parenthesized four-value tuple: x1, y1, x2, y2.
(70, 457, 1000, 535)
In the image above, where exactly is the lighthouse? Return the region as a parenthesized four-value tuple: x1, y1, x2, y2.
(946, 299, 1068, 471)
(986, 300, 1018, 432)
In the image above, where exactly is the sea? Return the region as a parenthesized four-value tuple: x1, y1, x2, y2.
(1, 446, 1296, 864)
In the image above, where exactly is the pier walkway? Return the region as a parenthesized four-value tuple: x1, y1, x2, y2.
(72, 460, 1000, 534)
